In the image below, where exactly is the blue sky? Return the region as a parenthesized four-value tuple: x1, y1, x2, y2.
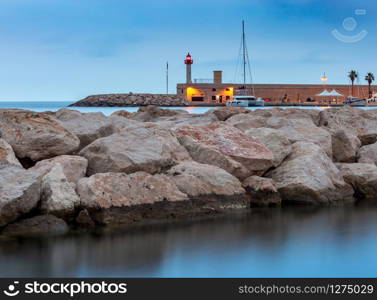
(0, 0, 376, 101)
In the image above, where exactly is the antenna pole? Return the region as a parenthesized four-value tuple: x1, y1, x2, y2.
(166, 61, 169, 94)
(242, 20, 246, 85)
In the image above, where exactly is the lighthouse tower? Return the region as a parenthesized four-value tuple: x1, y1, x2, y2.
(184, 53, 193, 84)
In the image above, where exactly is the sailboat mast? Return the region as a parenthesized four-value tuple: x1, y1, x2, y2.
(242, 20, 246, 85)
(166, 61, 169, 94)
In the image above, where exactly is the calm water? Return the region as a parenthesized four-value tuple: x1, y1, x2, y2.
(1, 206, 377, 277)
(0, 101, 335, 115)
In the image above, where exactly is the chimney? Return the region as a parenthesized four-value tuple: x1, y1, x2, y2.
(213, 71, 222, 84)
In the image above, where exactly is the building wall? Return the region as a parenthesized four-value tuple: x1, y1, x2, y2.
(177, 83, 377, 103)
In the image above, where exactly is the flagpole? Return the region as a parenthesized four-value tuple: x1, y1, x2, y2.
(166, 61, 169, 94)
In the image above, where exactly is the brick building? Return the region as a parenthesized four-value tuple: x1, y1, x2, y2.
(177, 54, 376, 104)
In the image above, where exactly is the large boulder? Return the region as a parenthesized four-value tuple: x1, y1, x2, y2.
(244, 128, 292, 167)
(0, 164, 41, 227)
(0, 138, 22, 167)
(107, 114, 143, 133)
(319, 106, 377, 145)
(131, 106, 188, 122)
(175, 122, 274, 180)
(55, 109, 115, 149)
(357, 142, 377, 165)
(30, 155, 88, 184)
(226, 113, 267, 131)
(77, 170, 248, 225)
(80, 123, 191, 175)
(77, 172, 188, 210)
(152, 113, 218, 130)
(267, 142, 354, 205)
(227, 112, 332, 156)
(110, 110, 134, 119)
(166, 161, 245, 198)
(40, 164, 80, 217)
(0, 110, 80, 161)
(331, 129, 361, 163)
(275, 118, 332, 157)
(252, 108, 321, 124)
(242, 176, 281, 207)
(2, 215, 68, 237)
(337, 163, 377, 201)
(227, 108, 320, 130)
(208, 107, 249, 121)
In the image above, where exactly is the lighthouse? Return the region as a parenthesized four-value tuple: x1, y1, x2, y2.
(184, 53, 193, 84)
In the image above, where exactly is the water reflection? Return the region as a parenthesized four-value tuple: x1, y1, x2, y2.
(1, 206, 377, 277)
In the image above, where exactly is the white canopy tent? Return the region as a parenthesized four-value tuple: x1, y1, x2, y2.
(329, 89, 343, 97)
(316, 89, 343, 104)
(316, 90, 332, 103)
(329, 89, 343, 104)
(316, 89, 332, 97)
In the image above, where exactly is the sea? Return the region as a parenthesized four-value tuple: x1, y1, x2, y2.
(1, 101, 377, 277)
(1, 206, 377, 277)
(0, 101, 339, 115)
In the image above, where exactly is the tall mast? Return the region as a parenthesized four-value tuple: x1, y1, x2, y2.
(242, 20, 246, 85)
(166, 61, 169, 94)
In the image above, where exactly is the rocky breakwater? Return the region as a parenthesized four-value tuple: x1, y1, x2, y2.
(1, 105, 377, 237)
(69, 94, 190, 107)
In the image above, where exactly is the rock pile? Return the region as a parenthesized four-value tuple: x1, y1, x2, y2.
(70, 94, 190, 107)
(1, 106, 377, 236)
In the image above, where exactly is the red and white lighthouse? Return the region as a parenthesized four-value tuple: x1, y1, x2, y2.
(184, 53, 193, 84)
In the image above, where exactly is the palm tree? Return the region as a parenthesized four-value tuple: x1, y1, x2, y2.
(365, 72, 375, 98)
(348, 70, 358, 96)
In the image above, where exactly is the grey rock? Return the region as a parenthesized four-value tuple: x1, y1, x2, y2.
(40, 164, 80, 217)
(357, 142, 377, 165)
(77, 171, 188, 210)
(0, 164, 41, 227)
(175, 122, 274, 180)
(244, 127, 292, 167)
(228, 111, 332, 156)
(80, 123, 191, 175)
(331, 129, 361, 163)
(167, 161, 245, 198)
(0, 138, 22, 167)
(337, 163, 377, 201)
(30, 155, 88, 184)
(319, 106, 377, 145)
(242, 176, 281, 207)
(267, 142, 354, 205)
(55, 109, 114, 149)
(0, 109, 80, 161)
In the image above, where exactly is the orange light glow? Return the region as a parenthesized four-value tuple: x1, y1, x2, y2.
(186, 87, 203, 101)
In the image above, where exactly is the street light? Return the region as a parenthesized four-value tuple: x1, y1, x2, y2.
(320, 73, 328, 104)
(320, 73, 328, 83)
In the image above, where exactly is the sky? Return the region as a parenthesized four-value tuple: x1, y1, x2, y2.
(0, 0, 376, 101)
